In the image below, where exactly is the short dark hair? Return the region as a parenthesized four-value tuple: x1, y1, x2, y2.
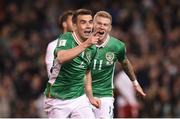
(58, 10, 74, 30)
(72, 9, 92, 24)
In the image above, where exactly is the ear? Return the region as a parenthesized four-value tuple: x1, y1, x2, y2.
(108, 25, 112, 32)
(73, 23, 77, 30)
(62, 21, 67, 28)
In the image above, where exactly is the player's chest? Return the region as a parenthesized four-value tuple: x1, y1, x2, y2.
(92, 48, 118, 69)
(72, 42, 94, 64)
(72, 49, 94, 68)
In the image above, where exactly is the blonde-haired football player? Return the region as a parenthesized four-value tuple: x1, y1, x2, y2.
(85, 11, 146, 118)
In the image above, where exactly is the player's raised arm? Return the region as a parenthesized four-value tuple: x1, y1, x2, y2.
(57, 33, 99, 64)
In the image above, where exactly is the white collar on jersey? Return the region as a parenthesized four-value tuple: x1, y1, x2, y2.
(96, 34, 110, 48)
(72, 32, 82, 45)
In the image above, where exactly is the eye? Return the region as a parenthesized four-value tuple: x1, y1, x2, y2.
(104, 24, 108, 27)
(97, 21, 102, 25)
(80, 20, 87, 24)
(89, 20, 93, 24)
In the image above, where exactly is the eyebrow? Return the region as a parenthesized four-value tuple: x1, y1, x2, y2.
(80, 19, 93, 23)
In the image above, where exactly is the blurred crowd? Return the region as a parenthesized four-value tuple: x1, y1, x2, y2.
(0, 0, 179, 117)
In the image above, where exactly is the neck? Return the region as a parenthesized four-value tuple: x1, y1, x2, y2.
(97, 40, 103, 45)
(75, 31, 85, 43)
(63, 29, 67, 33)
(98, 34, 108, 45)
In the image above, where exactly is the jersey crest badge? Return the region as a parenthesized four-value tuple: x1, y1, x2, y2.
(106, 52, 114, 65)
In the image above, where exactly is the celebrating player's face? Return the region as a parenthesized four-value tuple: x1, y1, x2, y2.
(93, 16, 112, 41)
(74, 15, 93, 41)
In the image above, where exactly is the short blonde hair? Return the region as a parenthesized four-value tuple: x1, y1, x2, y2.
(94, 11, 112, 24)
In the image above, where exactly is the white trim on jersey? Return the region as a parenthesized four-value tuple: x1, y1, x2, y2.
(96, 35, 110, 48)
(111, 63, 116, 89)
(72, 32, 82, 45)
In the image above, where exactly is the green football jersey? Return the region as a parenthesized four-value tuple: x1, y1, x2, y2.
(45, 32, 97, 100)
(91, 35, 126, 97)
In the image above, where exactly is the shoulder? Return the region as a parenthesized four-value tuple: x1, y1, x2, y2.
(56, 32, 74, 47)
(58, 32, 73, 44)
(60, 32, 73, 39)
(47, 39, 58, 50)
(110, 36, 125, 46)
(48, 39, 58, 47)
(109, 36, 126, 49)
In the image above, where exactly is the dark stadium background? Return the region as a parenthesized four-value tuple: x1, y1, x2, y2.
(0, 0, 179, 117)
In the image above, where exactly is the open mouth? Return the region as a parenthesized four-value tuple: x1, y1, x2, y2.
(83, 30, 92, 37)
(97, 31, 105, 36)
(98, 31, 105, 35)
(84, 30, 91, 34)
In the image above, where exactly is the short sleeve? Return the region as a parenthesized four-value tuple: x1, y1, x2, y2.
(54, 33, 72, 57)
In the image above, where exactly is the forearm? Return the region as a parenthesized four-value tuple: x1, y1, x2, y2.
(57, 43, 89, 64)
(84, 70, 94, 99)
(85, 70, 101, 108)
(121, 59, 137, 82)
(85, 85, 94, 99)
(121, 59, 146, 96)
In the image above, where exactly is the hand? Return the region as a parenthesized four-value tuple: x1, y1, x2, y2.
(134, 84, 146, 97)
(89, 97, 101, 108)
(83, 31, 100, 47)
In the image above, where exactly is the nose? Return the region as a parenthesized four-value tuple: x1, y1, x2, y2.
(99, 24, 104, 29)
(86, 22, 92, 29)
(86, 22, 91, 27)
